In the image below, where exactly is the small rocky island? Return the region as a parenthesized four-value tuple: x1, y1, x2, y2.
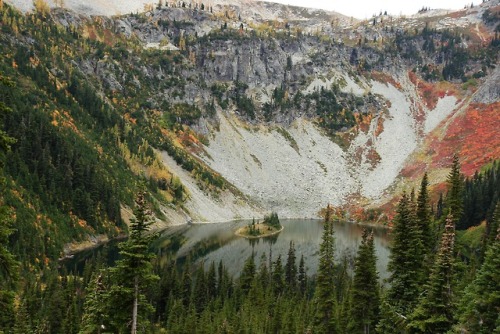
(236, 213, 283, 238)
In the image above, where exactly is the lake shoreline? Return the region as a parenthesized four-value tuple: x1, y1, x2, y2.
(62, 219, 391, 280)
(60, 233, 127, 260)
(61, 218, 388, 260)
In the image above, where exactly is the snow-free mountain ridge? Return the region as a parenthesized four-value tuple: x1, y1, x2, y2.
(4, 0, 499, 224)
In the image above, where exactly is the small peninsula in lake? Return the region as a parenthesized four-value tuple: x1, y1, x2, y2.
(236, 213, 283, 238)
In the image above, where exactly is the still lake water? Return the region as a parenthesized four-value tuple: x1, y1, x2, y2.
(152, 219, 391, 280)
(65, 219, 391, 280)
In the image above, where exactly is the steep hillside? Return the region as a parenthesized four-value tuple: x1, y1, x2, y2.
(6, 0, 354, 29)
(381, 63, 500, 214)
(0, 0, 499, 262)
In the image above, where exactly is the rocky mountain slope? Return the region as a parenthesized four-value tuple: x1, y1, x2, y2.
(1, 0, 499, 239)
(6, 0, 354, 27)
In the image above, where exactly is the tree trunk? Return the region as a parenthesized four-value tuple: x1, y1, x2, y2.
(131, 276, 138, 334)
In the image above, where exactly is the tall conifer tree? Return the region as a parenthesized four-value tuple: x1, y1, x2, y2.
(388, 193, 424, 313)
(107, 192, 158, 333)
(409, 214, 456, 333)
(416, 172, 433, 253)
(272, 254, 285, 296)
(348, 229, 380, 334)
(285, 241, 297, 292)
(240, 254, 256, 294)
(298, 254, 307, 296)
(485, 202, 500, 249)
(80, 271, 109, 334)
(377, 193, 424, 333)
(447, 154, 464, 227)
(455, 226, 499, 333)
(314, 216, 337, 333)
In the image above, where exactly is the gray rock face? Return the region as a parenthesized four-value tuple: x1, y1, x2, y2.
(194, 38, 326, 88)
(6, 0, 496, 221)
(472, 66, 500, 104)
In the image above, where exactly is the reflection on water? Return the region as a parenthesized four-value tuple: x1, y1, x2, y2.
(154, 219, 391, 280)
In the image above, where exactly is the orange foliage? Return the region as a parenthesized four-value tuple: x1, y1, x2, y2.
(51, 110, 80, 134)
(448, 103, 500, 175)
(371, 71, 402, 90)
(448, 10, 467, 19)
(378, 199, 398, 223)
(408, 71, 459, 110)
(355, 113, 374, 133)
(428, 102, 500, 176)
(429, 182, 448, 203)
(348, 204, 389, 224)
(400, 161, 427, 179)
(177, 129, 205, 155)
(87, 27, 97, 41)
(103, 29, 114, 46)
(380, 102, 499, 223)
(123, 113, 137, 124)
(29, 56, 40, 67)
(374, 116, 385, 137)
(78, 219, 88, 228)
(365, 146, 381, 168)
(318, 204, 345, 220)
(160, 128, 170, 137)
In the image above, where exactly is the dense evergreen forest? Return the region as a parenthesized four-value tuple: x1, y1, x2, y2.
(0, 2, 500, 333)
(1, 147, 499, 332)
(0, 2, 204, 266)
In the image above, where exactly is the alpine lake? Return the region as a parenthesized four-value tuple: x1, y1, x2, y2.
(64, 219, 391, 281)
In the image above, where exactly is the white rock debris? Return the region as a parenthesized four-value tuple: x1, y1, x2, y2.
(424, 96, 458, 134)
(160, 152, 264, 224)
(166, 73, 465, 221)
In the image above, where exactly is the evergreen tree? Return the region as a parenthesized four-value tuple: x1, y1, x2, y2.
(240, 254, 256, 294)
(455, 226, 499, 333)
(257, 253, 270, 287)
(13, 298, 32, 334)
(272, 254, 285, 296)
(0, 72, 18, 333)
(485, 202, 500, 249)
(180, 265, 192, 307)
(460, 161, 500, 232)
(107, 192, 158, 333)
(40, 268, 67, 333)
(408, 214, 456, 333)
(416, 172, 434, 254)
(217, 260, 232, 302)
(206, 261, 217, 300)
(285, 241, 297, 292)
(193, 264, 208, 313)
(314, 217, 338, 333)
(0, 205, 17, 332)
(388, 193, 424, 312)
(348, 229, 380, 334)
(0, 74, 16, 154)
(376, 298, 407, 334)
(447, 154, 464, 227)
(377, 194, 424, 332)
(298, 254, 307, 296)
(62, 277, 81, 334)
(436, 193, 444, 220)
(80, 271, 108, 333)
